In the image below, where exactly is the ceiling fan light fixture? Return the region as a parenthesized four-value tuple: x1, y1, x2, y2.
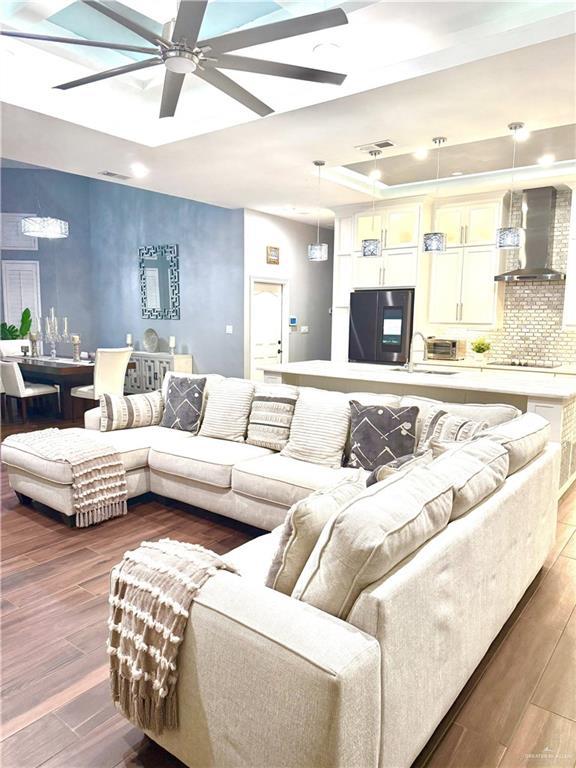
(164, 49, 198, 74)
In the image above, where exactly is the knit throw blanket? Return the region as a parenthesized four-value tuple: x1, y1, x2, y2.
(3, 428, 127, 527)
(108, 538, 237, 734)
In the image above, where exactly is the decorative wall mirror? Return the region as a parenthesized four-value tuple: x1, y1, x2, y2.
(139, 244, 180, 320)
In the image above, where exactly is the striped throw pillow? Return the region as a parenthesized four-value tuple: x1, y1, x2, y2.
(100, 390, 163, 432)
(199, 378, 255, 442)
(280, 388, 350, 468)
(247, 384, 299, 451)
(418, 406, 488, 450)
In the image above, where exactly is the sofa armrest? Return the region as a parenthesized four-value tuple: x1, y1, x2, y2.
(84, 407, 100, 430)
(148, 570, 381, 768)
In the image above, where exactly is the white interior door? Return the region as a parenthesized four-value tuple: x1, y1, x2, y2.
(250, 281, 284, 380)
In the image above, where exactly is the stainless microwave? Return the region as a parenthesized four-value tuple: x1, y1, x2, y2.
(426, 338, 466, 360)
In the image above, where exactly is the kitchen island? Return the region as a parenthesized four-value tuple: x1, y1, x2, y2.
(262, 360, 576, 495)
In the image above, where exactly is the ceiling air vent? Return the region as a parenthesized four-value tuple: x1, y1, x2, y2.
(355, 139, 395, 153)
(98, 170, 130, 180)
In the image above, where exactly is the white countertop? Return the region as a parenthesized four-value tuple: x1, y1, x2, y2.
(263, 360, 576, 401)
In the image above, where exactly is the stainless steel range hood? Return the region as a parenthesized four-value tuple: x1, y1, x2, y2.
(495, 186, 565, 282)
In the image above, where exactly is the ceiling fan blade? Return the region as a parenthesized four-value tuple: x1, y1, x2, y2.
(215, 54, 346, 85)
(54, 57, 161, 90)
(0, 29, 158, 54)
(198, 8, 347, 54)
(195, 66, 273, 116)
(82, 0, 171, 48)
(172, 0, 208, 47)
(160, 70, 185, 118)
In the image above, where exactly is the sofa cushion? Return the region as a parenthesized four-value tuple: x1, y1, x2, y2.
(418, 407, 488, 450)
(160, 376, 206, 433)
(400, 395, 521, 441)
(100, 390, 164, 432)
(149, 436, 272, 488)
(199, 378, 255, 443)
(232, 453, 365, 508)
(366, 449, 433, 487)
(347, 402, 418, 470)
(281, 388, 350, 468)
(1, 426, 188, 483)
(223, 526, 282, 583)
(429, 438, 509, 519)
(266, 473, 366, 596)
(292, 466, 453, 619)
(476, 413, 551, 475)
(246, 384, 299, 451)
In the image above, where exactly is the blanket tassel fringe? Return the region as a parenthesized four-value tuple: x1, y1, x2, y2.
(76, 500, 127, 528)
(111, 673, 178, 733)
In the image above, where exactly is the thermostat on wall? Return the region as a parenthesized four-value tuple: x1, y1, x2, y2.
(289, 316, 298, 327)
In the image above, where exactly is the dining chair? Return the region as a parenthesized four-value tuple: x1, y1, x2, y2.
(0, 360, 59, 422)
(70, 347, 132, 401)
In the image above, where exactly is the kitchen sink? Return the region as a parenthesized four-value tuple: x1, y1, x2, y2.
(391, 367, 459, 375)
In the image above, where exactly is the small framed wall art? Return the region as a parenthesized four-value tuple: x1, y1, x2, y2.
(266, 245, 280, 265)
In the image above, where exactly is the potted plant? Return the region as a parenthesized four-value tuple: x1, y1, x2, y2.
(471, 337, 491, 362)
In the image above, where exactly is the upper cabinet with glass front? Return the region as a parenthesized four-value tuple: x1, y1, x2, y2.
(355, 204, 420, 249)
(433, 199, 501, 247)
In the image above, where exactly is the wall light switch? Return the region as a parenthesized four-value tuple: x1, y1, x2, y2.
(301, 325, 309, 334)
(225, 325, 233, 334)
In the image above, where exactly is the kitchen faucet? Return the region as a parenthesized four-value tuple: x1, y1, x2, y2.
(406, 331, 427, 373)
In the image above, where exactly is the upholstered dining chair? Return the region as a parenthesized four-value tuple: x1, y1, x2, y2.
(0, 360, 59, 422)
(70, 347, 132, 402)
(0, 339, 31, 357)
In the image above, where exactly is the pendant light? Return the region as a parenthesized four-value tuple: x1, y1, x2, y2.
(423, 136, 447, 252)
(361, 150, 382, 258)
(21, 216, 69, 239)
(308, 160, 329, 262)
(496, 122, 525, 249)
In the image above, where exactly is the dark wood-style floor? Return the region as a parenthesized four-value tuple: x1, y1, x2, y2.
(1, 416, 575, 768)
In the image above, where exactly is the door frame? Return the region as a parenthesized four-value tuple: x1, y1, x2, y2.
(248, 276, 290, 380)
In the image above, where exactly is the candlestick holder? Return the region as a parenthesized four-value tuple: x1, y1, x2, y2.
(71, 335, 81, 362)
(45, 311, 61, 359)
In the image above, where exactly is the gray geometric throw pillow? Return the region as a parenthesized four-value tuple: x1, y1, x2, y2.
(347, 401, 419, 470)
(160, 376, 206, 433)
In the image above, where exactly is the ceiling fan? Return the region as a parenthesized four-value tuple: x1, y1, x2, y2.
(0, 0, 348, 118)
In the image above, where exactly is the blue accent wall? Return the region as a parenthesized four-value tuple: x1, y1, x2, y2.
(1, 164, 245, 376)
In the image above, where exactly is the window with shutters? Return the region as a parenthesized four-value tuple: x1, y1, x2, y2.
(1, 260, 42, 327)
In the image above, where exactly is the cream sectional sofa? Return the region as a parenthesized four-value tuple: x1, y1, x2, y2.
(0, 372, 561, 767)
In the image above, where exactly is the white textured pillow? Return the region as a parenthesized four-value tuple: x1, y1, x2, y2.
(199, 378, 255, 442)
(400, 395, 521, 441)
(281, 388, 350, 468)
(477, 413, 550, 475)
(292, 467, 453, 618)
(100, 390, 163, 432)
(429, 438, 509, 519)
(418, 407, 487, 450)
(266, 473, 366, 595)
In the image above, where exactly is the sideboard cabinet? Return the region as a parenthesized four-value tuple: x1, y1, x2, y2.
(125, 351, 193, 393)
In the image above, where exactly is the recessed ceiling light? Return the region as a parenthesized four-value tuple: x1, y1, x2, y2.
(369, 169, 382, 180)
(130, 162, 149, 178)
(537, 153, 555, 167)
(451, 171, 463, 176)
(514, 126, 530, 142)
(413, 148, 428, 160)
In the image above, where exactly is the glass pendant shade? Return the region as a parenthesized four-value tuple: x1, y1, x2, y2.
(496, 226, 522, 249)
(308, 242, 329, 262)
(423, 232, 446, 252)
(21, 217, 69, 239)
(361, 238, 382, 258)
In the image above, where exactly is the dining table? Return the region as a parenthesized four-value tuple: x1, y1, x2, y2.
(4, 356, 134, 420)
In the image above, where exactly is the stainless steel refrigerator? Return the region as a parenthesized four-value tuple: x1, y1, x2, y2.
(348, 288, 415, 365)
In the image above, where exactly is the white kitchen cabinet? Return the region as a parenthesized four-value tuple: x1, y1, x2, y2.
(352, 248, 418, 289)
(428, 246, 501, 325)
(336, 216, 354, 254)
(125, 351, 193, 393)
(355, 204, 420, 250)
(433, 199, 501, 247)
(428, 248, 463, 323)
